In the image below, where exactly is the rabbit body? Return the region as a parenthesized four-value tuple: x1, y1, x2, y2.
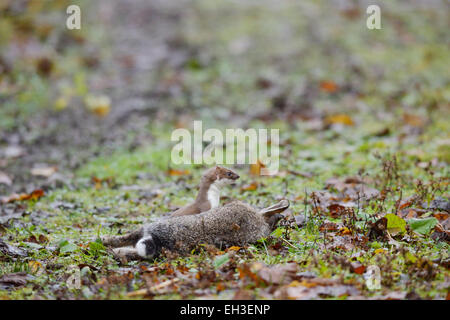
(102, 200, 284, 260)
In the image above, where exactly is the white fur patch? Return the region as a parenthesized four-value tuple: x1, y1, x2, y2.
(207, 178, 233, 208)
(207, 182, 221, 208)
(216, 177, 234, 187)
(136, 236, 152, 257)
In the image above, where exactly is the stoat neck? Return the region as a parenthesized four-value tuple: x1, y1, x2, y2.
(196, 177, 221, 208)
(207, 183, 221, 208)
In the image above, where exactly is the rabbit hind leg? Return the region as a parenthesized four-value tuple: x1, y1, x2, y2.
(112, 247, 143, 261)
(101, 228, 143, 248)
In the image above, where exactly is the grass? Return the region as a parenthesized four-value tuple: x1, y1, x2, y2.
(1, 119, 448, 298)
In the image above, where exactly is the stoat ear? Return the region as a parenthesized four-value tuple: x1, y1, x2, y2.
(214, 166, 223, 176)
(259, 199, 290, 220)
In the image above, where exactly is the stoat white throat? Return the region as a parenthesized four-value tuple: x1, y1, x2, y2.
(206, 178, 233, 209)
(207, 182, 221, 209)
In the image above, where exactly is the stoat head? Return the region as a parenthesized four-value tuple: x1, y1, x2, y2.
(204, 166, 240, 187)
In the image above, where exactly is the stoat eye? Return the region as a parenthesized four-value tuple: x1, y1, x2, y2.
(227, 172, 232, 176)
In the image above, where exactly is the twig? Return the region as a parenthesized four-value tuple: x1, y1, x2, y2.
(281, 237, 297, 249)
(304, 188, 308, 224)
(127, 278, 180, 297)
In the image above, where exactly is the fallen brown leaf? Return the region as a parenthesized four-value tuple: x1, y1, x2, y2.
(320, 221, 339, 232)
(350, 261, 366, 275)
(36, 57, 53, 77)
(433, 212, 449, 221)
(257, 262, 298, 285)
(127, 278, 180, 296)
(26, 234, 49, 244)
(232, 289, 254, 300)
(1, 189, 45, 203)
(240, 182, 258, 192)
(328, 204, 348, 218)
(337, 227, 352, 236)
(216, 282, 226, 292)
(85, 95, 111, 117)
(167, 168, 190, 176)
(403, 113, 426, 128)
(276, 278, 359, 299)
(368, 217, 388, 240)
(28, 261, 43, 273)
(249, 160, 266, 176)
(325, 114, 354, 126)
(237, 263, 263, 285)
(320, 80, 339, 93)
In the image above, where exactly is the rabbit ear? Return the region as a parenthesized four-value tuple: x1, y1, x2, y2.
(259, 199, 290, 219)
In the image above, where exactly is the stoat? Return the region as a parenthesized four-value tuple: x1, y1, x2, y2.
(170, 166, 240, 217)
